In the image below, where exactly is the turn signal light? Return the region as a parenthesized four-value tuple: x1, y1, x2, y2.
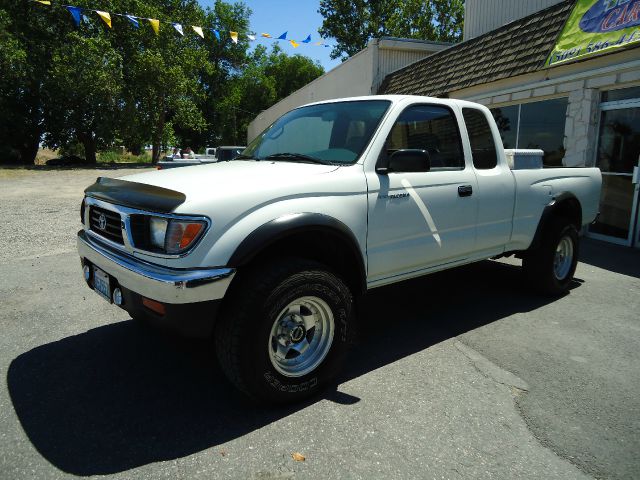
(165, 221, 205, 253)
(142, 297, 166, 316)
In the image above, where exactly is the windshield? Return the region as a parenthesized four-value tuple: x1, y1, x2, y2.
(243, 100, 391, 165)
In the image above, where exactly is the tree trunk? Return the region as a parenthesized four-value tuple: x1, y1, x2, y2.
(18, 135, 40, 165)
(151, 97, 166, 164)
(81, 136, 97, 164)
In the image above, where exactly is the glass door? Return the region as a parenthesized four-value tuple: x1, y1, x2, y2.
(589, 98, 640, 247)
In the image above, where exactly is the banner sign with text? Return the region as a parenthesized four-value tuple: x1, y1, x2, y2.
(547, 0, 640, 67)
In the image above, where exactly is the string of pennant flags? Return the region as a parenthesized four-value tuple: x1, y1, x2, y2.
(31, 0, 332, 48)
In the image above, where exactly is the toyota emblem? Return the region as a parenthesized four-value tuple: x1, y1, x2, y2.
(98, 213, 107, 230)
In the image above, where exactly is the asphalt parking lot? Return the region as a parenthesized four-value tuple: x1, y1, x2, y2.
(0, 167, 639, 480)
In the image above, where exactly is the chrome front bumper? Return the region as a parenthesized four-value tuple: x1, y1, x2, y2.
(77, 230, 235, 304)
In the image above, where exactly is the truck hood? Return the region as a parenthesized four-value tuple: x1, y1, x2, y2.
(116, 160, 341, 212)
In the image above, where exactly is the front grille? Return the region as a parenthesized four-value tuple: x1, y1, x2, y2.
(129, 214, 150, 249)
(89, 206, 124, 244)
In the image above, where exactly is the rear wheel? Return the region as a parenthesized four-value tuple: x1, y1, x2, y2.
(523, 218, 579, 296)
(215, 258, 353, 403)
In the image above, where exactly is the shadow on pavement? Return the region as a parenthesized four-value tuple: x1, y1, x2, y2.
(0, 164, 153, 171)
(579, 237, 640, 279)
(8, 259, 563, 476)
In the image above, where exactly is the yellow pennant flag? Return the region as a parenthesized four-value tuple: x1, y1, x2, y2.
(96, 11, 112, 28)
(314, 41, 324, 46)
(33, 0, 51, 5)
(261, 33, 271, 38)
(230, 31, 238, 44)
(148, 18, 159, 35)
(192, 26, 204, 38)
(289, 40, 299, 48)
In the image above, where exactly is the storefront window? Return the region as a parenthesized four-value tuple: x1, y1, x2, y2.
(602, 86, 640, 103)
(491, 105, 518, 149)
(491, 98, 568, 167)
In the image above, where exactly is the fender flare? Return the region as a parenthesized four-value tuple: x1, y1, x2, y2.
(529, 192, 582, 251)
(227, 213, 367, 292)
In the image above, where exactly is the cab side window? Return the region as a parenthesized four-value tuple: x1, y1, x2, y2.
(462, 108, 499, 169)
(386, 105, 464, 171)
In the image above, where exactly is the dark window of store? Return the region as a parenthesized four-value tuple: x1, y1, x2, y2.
(462, 108, 498, 169)
(491, 105, 518, 149)
(602, 86, 640, 102)
(490, 98, 568, 167)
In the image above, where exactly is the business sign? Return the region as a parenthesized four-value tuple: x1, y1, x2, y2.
(547, 0, 640, 67)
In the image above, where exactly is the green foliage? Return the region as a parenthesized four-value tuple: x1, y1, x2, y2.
(44, 33, 123, 163)
(0, 0, 324, 164)
(98, 149, 153, 164)
(318, 0, 464, 60)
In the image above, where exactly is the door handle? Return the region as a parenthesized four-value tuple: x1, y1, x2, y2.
(458, 185, 473, 197)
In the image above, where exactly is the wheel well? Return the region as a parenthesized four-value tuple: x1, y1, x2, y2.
(233, 229, 366, 295)
(529, 194, 582, 251)
(552, 196, 582, 230)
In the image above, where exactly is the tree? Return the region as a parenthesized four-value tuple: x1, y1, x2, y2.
(0, 2, 69, 164)
(318, 0, 464, 61)
(226, 44, 324, 144)
(43, 33, 123, 164)
(0, 0, 324, 163)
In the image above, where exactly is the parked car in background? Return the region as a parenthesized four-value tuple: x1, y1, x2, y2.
(156, 145, 246, 169)
(215, 146, 245, 162)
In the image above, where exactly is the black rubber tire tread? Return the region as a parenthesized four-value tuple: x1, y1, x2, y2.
(523, 217, 579, 296)
(214, 257, 353, 403)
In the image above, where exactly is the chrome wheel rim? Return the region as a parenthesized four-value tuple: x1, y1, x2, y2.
(553, 235, 574, 280)
(268, 296, 334, 378)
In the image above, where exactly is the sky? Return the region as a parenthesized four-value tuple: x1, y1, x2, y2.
(197, 0, 341, 72)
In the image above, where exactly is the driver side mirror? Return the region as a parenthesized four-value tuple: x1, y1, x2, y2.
(376, 149, 431, 174)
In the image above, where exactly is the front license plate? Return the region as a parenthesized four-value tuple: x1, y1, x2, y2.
(93, 266, 112, 303)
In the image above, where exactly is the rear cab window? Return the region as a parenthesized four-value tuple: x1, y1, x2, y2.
(462, 108, 499, 170)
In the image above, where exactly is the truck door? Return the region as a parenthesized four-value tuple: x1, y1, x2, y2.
(461, 107, 516, 254)
(366, 104, 479, 284)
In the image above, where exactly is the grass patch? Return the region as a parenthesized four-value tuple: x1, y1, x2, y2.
(97, 150, 153, 164)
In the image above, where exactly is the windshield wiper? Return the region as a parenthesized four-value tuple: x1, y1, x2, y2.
(232, 154, 257, 161)
(263, 153, 333, 165)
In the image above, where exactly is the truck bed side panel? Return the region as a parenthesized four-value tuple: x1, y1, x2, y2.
(508, 167, 602, 251)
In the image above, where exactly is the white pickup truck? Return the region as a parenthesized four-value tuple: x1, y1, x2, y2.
(78, 95, 601, 403)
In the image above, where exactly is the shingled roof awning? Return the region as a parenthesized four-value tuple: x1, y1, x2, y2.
(379, 0, 575, 97)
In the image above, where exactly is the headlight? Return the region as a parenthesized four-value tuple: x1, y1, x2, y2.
(130, 215, 207, 255)
(149, 217, 168, 249)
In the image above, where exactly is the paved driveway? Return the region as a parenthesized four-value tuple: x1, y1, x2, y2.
(1, 168, 638, 479)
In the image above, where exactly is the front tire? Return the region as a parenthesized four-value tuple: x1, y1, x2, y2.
(523, 218, 579, 296)
(215, 258, 353, 403)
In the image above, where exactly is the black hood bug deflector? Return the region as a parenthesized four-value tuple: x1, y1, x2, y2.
(84, 177, 186, 213)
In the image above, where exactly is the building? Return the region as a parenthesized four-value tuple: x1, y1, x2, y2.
(250, 0, 640, 248)
(247, 37, 451, 140)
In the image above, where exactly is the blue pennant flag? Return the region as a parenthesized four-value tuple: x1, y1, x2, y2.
(65, 6, 82, 26)
(125, 15, 139, 28)
(302, 35, 311, 43)
(172, 23, 184, 36)
(211, 29, 220, 41)
(277, 31, 287, 40)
